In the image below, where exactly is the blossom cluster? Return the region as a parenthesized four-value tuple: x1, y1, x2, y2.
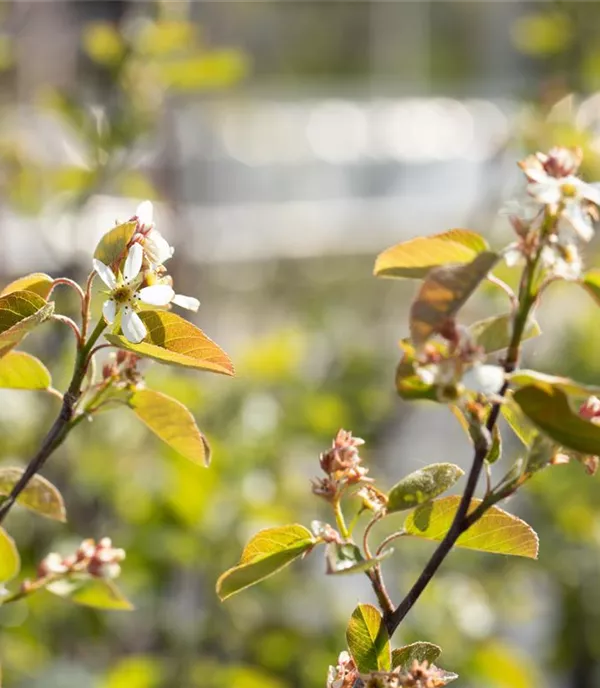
(36, 537, 126, 581)
(327, 653, 449, 688)
(505, 146, 600, 280)
(311, 429, 370, 502)
(93, 201, 200, 343)
(101, 349, 143, 388)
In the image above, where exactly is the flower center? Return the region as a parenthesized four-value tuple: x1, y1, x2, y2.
(112, 285, 134, 305)
(560, 182, 578, 198)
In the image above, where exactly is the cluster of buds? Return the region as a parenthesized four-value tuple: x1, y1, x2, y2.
(327, 651, 359, 688)
(552, 396, 600, 476)
(101, 350, 143, 388)
(505, 146, 600, 281)
(361, 661, 451, 688)
(35, 537, 126, 582)
(312, 430, 371, 503)
(414, 322, 505, 403)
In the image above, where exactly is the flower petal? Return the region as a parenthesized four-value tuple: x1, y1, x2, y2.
(102, 299, 117, 324)
(528, 181, 561, 205)
(171, 294, 200, 312)
(146, 229, 174, 265)
(123, 243, 143, 283)
(136, 200, 154, 227)
(92, 259, 117, 289)
(564, 204, 594, 241)
(137, 284, 175, 306)
(463, 364, 505, 395)
(122, 307, 147, 343)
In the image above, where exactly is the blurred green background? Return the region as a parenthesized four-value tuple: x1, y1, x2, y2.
(1, 1, 600, 686)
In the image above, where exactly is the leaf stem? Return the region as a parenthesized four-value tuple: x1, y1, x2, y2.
(0, 319, 106, 524)
(333, 498, 350, 540)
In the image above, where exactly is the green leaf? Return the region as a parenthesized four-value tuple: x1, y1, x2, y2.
(524, 434, 556, 476)
(93, 220, 137, 267)
(513, 384, 600, 456)
(216, 524, 316, 601)
(0, 291, 54, 357)
(0, 273, 53, 299)
(0, 351, 51, 390)
(391, 642, 442, 670)
(129, 388, 210, 467)
(47, 577, 133, 610)
(469, 313, 541, 354)
(403, 495, 539, 558)
(0, 527, 20, 583)
(582, 268, 600, 306)
(346, 603, 391, 672)
(501, 395, 538, 447)
(374, 230, 488, 279)
(0, 469, 66, 522)
(105, 310, 234, 376)
(509, 370, 600, 397)
(485, 424, 502, 465)
(325, 543, 392, 575)
(387, 463, 464, 513)
(395, 339, 439, 401)
(410, 252, 499, 347)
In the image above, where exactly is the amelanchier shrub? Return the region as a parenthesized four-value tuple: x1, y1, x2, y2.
(0, 202, 233, 631)
(216, 147, 600, 687)
(2, 149, 600, 687)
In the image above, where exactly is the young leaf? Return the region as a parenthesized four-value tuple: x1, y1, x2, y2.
(513, 384, 600, 456)
(47, 577, 133, 610)
(387, 463, 464, 513)
(403, 495, 539, 558)
(0, 527, 20, 583)
(410, 252, 499, 347)
(216, 524, 316, 601)
(469, 313, 541, 354)
(524, 434, 556, 476)
(325, 543, 392, 575)
(0, 273, 53, 299)
(391, 642, 442, 670)
(129, 388, 210, 467)
(0, 291, 54, 357)
(501, 395, 538, 447)
(0, 351, 51, 390)
(509, 370, 600, 397)
(346, 603, 391, 672)
(485, 424, 502, 465)
(93, 220, 137, 266)
(395, 339, 440, 401)
(0, 469, 66, 522)
(582, 268, 600, 307)
(433, 669, 459, 685)
(374, 230, 488, 279)
(105, 310, 234, 376)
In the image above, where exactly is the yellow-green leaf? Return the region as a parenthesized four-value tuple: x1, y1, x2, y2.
(410, 252, 499, 347)
(403, 495, 539, 558)
(391, 642, 442, 670)
(0, 290, 54, 357)
(0, 351, 51, 390)
(0, 527, 20, 583)
(325, 543, 392, 575)
(501, 395, 538, 447)
(129, 388, 210, 467)
(374, 229, 489, 279)
(93, 220, 137, 267)
(105, 310, 234, 376)
(509, 370, 600, 397)
(513, 384, 600, 456)
(0, 469, 66, 522)
(387, 463, 464, 513)
(582, 268, 600, 306)
(346, 603, 391, 672)
(0, 273, 53, 299)
(469, 313, 541, 354)
(216, 524, 316, 601)
(47, 577, 133, 610)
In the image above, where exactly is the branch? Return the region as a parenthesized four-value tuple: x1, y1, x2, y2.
(0, 319, 106, 524)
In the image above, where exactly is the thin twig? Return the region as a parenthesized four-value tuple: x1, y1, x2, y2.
(52, 314, 82, 345)
(376, 530, 406, 558)
(48, 278, 85, 303)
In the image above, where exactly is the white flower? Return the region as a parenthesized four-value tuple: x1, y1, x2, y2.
(93, 243, 175, 344)
(462, 364, 505, 396)
(171, 293, 200, 312)
(503, 243, 525, 268)
(40, 552, 69, 575)
(540, 242, 583, 281)
(135, 200, 174, 267)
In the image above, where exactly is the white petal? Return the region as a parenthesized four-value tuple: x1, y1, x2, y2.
(123, 243, 143, 283)
(136, 200, 154, 226)
(528, 181, 561, 204)
(463, 364, 505, 395)
(146, 229, 174, 264)
(503, 246, 523, 267)
(122, 308, 147, 343)
(172, 294, 200, 312)
(102, 299, 117, 324)
(565, 204, 595, 241)
(137, 284, 175, 306)
(586, 182, 600, 205)
(92, 259, 117, 289)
